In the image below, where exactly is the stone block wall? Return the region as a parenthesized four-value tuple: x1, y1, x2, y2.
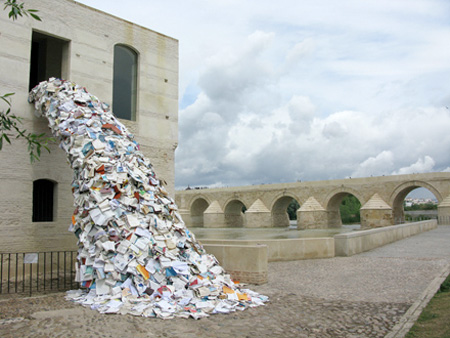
(201, 238, 335, 262)
(202, 244, 268, 284)
(334, 220, 437, 256)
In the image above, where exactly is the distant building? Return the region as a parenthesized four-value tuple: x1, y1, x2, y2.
(0, 0, 178, 252)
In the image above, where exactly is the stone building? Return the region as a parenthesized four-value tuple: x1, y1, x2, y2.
(0, 0, 178, 252)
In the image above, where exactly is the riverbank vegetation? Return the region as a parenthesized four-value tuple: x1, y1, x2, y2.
(340, 195, 361, 224)
(404, 203, 437, 211)
(406, 273, 450, 338)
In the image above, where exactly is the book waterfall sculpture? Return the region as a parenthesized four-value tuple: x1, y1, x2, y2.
(29, 78, 268, 319)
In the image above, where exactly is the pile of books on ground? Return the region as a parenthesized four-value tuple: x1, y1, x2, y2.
(29, 78, 268, 319)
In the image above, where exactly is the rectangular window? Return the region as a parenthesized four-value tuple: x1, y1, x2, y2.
(29, 31, 70, 91)
(33, 179, 55, 222)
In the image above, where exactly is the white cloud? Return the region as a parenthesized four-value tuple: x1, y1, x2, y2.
(247, 31, 276, 54)
(392, 156, 436, 175)
(322, 121, 347, 139)
(351, 151, 395, 178)
(197, 31, 276, 111)
(286, 38, 316, 65)
(287, 96, 316, 125)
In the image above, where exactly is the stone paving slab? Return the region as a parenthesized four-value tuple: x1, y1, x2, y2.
(1, 226, 450, 338)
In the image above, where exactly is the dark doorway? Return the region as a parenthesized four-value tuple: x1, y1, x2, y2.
(29, 31, 69, 91)
(33, 179, 55, 222)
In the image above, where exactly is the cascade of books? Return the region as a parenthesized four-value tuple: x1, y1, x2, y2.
(29, 78, 268, 319)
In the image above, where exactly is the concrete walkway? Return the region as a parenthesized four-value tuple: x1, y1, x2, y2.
(1, 226, 450, 338)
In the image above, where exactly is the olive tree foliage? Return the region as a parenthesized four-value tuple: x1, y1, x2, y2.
(1, 1, 52, 162)
(4, 0, 41, 21)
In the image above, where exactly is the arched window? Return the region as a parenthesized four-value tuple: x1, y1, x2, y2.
(113, 44, 138, 121)
(33, 179, 55, 222)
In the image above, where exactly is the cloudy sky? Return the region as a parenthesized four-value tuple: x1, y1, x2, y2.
(77, 0, 450, 195)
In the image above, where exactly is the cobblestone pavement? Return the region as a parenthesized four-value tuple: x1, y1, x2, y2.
(1, 226, 450, 338)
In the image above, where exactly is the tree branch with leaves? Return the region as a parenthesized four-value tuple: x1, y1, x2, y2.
(3, 0, 41, 21)
(0, 93, 51, 162)
(1, 1, 54, 162)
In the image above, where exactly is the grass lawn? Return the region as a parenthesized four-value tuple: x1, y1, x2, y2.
(405, 273, 450, 338)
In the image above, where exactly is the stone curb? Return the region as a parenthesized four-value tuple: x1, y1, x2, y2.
(385, 263, 450, 338)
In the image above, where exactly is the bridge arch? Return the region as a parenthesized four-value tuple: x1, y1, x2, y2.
(324, 187, 364, 228)
(269, 192, 301, 227)
(189, 196, 210, 227)
(390, 181, 442, 224)
(223, 198, 247, 228)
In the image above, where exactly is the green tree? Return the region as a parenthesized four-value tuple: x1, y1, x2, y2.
(287, 199, 300, 220)
(0, 1, 52, 162)
(340, 194, 361, 224)
(404, 202, 437, 211)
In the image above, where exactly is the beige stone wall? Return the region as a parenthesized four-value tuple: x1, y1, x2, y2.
(438, 207, 450, 225)
(297, 210, 328, 229)
(201, 238, 335, 262)
(360, 209, 394, 229)
(0, 0, 178, 252)
(203, 213, 226, 228)
(334, 220, 437, 256)
(202, 244, 268, 284)
(245, 211, 272, 228)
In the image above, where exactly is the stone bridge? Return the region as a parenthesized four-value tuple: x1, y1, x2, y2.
(174, 172, 450, 229)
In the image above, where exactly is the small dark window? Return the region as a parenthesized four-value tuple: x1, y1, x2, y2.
(33, 179, 55, 222)
(29, 31, 69, 91)
(113, 44, 138, 121)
